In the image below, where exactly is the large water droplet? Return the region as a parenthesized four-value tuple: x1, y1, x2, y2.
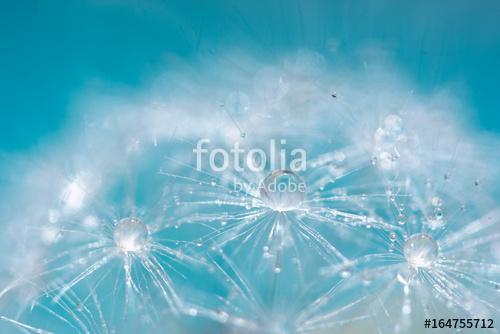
(404, 233, 438, 269)
(259, 170, 306, 212)
(113, 217, 149, 253)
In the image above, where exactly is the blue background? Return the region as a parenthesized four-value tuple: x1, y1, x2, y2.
(1, 0, 499, 151)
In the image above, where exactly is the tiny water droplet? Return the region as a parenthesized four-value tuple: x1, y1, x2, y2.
(402, 305, 411, 315)
(431, 196, 442, 207)
(434, 208, 443, 220)
(340, 269, 352, 278)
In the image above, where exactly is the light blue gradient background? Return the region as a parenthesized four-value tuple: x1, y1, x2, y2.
(1, 0, 500, 152)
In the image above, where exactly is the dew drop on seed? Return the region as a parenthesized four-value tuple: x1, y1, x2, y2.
(259, 170, 306, 212)
(402, 304, 412, 315)
(113, 217, 149, 253)
(434, 208, 443, 220)
(340, 270, 352, 278)
(404, 233, 438, 269)
(431, 196, 442, 207)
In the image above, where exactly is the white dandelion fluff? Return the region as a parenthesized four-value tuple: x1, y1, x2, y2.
(0, 49, 499, 334)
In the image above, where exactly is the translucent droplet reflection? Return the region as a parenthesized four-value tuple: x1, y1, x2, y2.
(404, 233, 438, 269)
(113, 217, 149, 253)
(259, 170, 306, 212)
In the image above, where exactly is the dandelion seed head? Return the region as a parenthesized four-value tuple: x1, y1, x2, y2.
(1, 47, 500, 333)
(403, 233, 438, 269)
(259, 170, 306, 212)
(113, 217, 149, 253)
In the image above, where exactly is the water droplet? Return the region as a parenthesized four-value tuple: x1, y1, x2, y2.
(404, 233, 438, 269)
(333, 151, 345, 162)
(402, 304, 412, 315)
(113, 217, 149, 253)
(384, 114, 403, 132)
(340, 270, 352, 278)
(362, 276, 372, 286)
(378, 151, 396, 170)
(259, 170, 306, 212)
(434, 208, 444, 220)
(431, 196, 442, 207)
